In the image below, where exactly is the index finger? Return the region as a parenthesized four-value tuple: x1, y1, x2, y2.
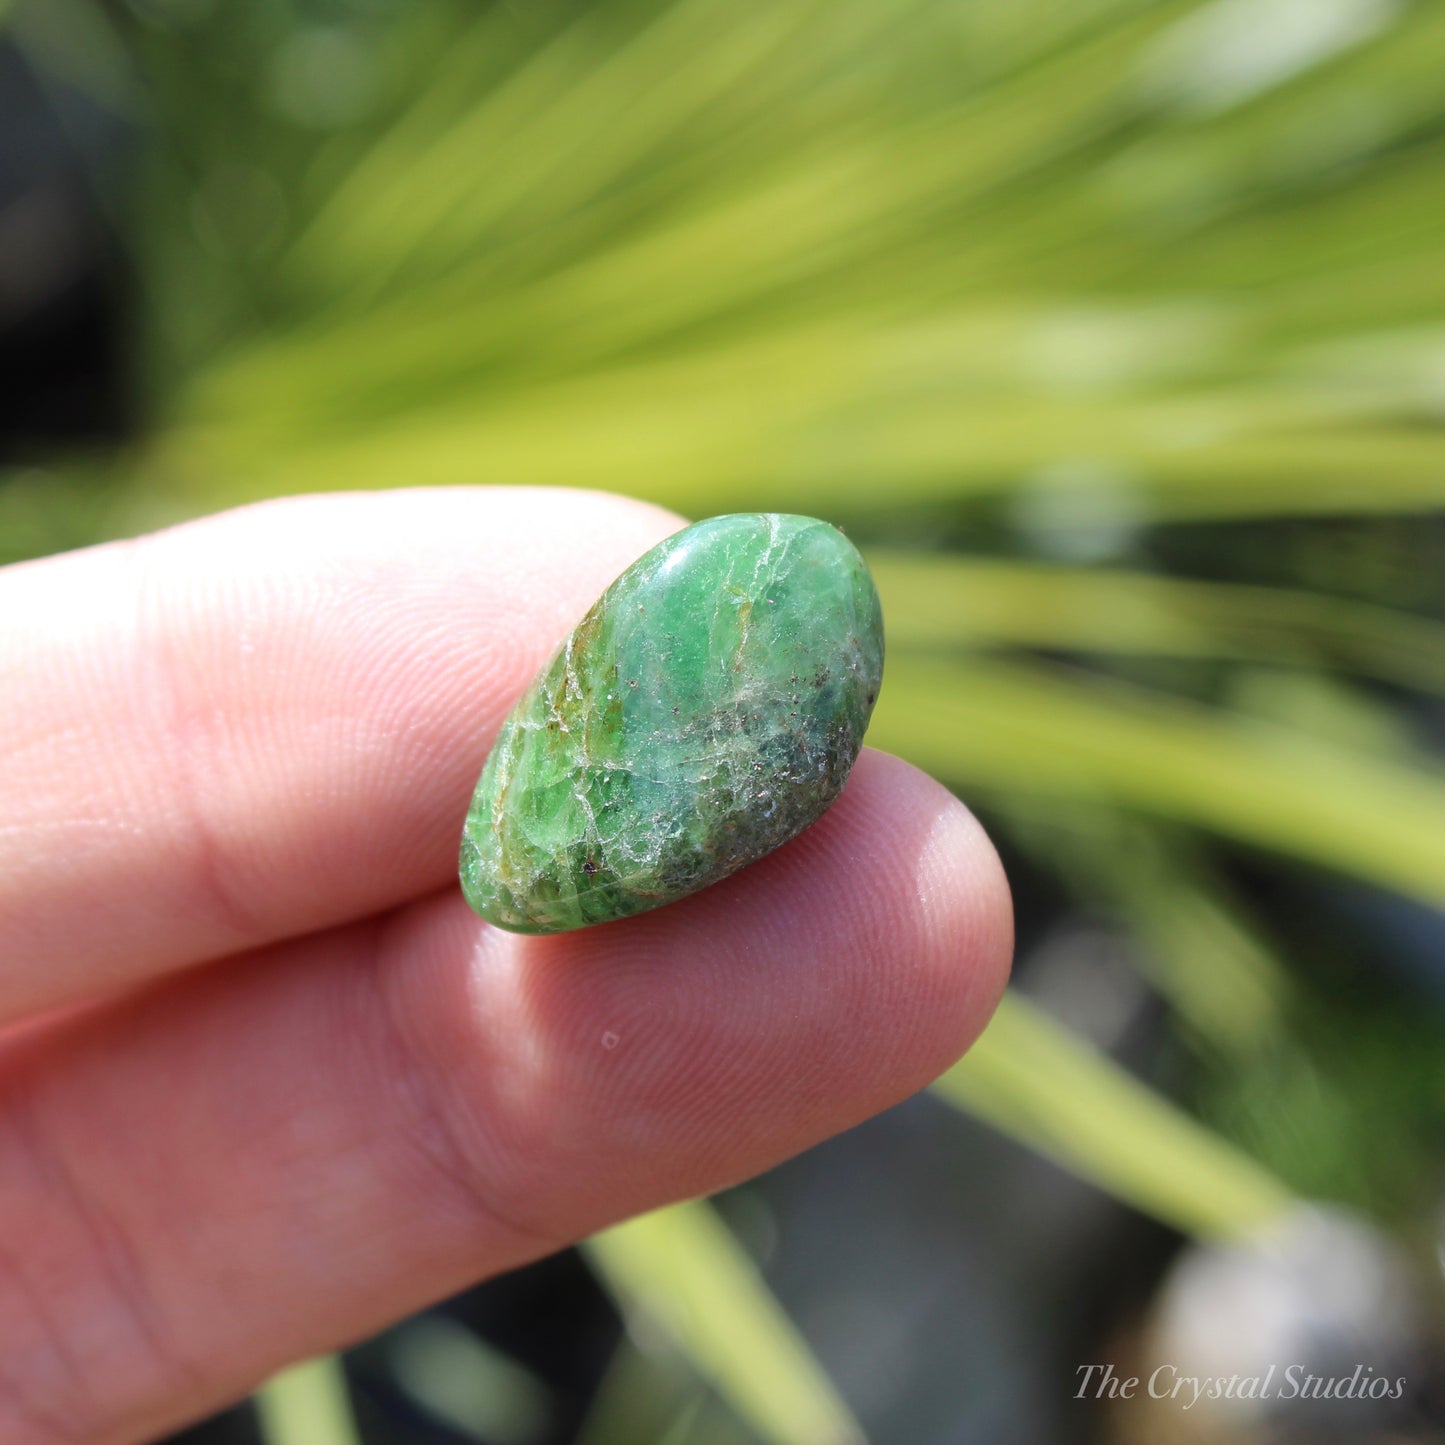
(0, 487, 682, 1024)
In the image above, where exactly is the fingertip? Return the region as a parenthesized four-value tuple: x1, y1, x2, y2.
(873, 749, 1014, 1053)
(761, 747, 1013, 1087)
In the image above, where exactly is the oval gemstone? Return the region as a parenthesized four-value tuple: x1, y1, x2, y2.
(459, 512, 885, 933)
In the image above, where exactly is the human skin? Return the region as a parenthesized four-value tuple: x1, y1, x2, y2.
(0, 487, 1012, 1445)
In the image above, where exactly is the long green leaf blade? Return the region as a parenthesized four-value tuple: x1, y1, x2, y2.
(254, 1355, 362, 1445)
(870, 553, 1445, 696)
(584, 1200, 864, 1445)
(871, 656, 1445, 908)
(933, 991, 1294, 1238)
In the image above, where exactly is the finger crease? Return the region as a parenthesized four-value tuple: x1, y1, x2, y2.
(360, 920, 563, 1261)
(2, 1088, 207, 1431)
(129, 539, 261, 944)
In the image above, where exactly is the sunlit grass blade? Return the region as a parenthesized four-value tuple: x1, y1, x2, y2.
(933, 990, 1295, 1238)
(996, 801, 1293, 1053)
(870, 553, 1445, 695)
(870, 656, 1445, 908)
(584, 1200, 865, 1445)
(253, 1354, 362, 1445)
(1113, 859, 1292, 1053)
(386, 1315, 552, 1445)
(572, 1334, 704, 1445)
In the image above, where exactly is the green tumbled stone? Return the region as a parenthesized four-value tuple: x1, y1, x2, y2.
(459, 512, 885, 933)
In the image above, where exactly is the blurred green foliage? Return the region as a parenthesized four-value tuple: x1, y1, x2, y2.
(5, 0, 1445, 1441)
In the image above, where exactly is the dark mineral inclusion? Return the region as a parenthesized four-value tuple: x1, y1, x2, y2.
(459, 512, 885, 933)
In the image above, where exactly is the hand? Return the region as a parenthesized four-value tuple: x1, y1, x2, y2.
(0, 488, 1012, 1444)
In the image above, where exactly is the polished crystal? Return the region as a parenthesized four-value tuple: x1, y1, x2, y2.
(460, 513, 884, 933)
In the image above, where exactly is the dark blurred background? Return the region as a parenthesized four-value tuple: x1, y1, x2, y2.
(2, 2, 1443, 1442)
